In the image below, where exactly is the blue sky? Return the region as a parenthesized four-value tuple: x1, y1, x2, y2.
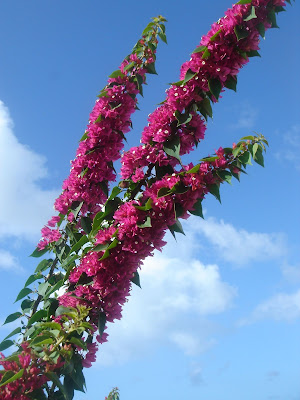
(0, 1, 299, 399)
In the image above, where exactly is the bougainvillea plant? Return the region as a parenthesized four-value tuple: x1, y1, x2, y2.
(0, 1, 293, 399)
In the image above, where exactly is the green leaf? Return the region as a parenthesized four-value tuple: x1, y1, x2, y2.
(46, 372, 70, 400)
(28, 310, 47, 325)
(61, 253, 79, 272)
(69, 235, 89, 254)
(247, 50, 261, 57)
(0, 369, 24, 387)
(131, 271, 141, 288)
(239, 151, 252, 165)
(99, 181, 109, 198)
(81, 217, 92, 235)
(99, 249, 110, 261)
(217, 170, 232, 184)
(163, 136, 181, 162)
(79, 131, 88, 142)
(169, 220, 185, 236)
(145, 62, 157, 74)
(234, 25, 249, 41)
(0, 340, 14, 352)
(93, 243, 109, 252)
(192, 45, 206, 54)
(189, 199, 204, 218)
(27, 388, 48, 400)
(202, 48, 211, 59)
(208, 78, 222, 100)
(240, 135, 255, 141)
(44, 279, 64, 299)
(21, 298, 34, 313)
(224, 75, 237, 92)
(232, 145, 243, 158)
(257, 22, 265, 38)
(158, 31, 167, 43)
(25, 273, 43, 287)
(209, 184, 221, 203)
(186, 164, 200, 174)
(157, 187, 170, 198)
(15, 288, 32, 303)
(236, 0, 251, 3)
(142, 21, 154, 35)
(183, 69, 197, 84)
(3, 327, 21, 341)
(3, 312, 22, 325)
(268, 9, 279, 28)
(108, 186, 122, 201)
(55, 306, 76, 317)
(174, 110, 193, 126)
(251, 142, 259, 158)
(200, 156, 218, 162)
(98, 312, 106, 338)
(109, 70, 124, 79)
(275, 6, 286, 12)
(108, 238, 118, 250)
(134, 197, 153, 211)
(35, 259, 53, 273)
(124, 61, 135, 71)
(198, 97, 213, 120)
(31, 335, 54, 346)
(38, 282, 51, 297)
(253, 146, 264, 167)
(68, 337, 87, 350)
(30, 247, 49, 258)
(71, 201, 84, 219)
(244, 6, 257, 21)
(137, 216, 152, 228)
(63, 375, 75, 400)
(210, 29, 222, 42)
(135, 73, 144, 97)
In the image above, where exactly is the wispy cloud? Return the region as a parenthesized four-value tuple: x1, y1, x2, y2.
(275, 124, 300, 170)
(189, 216, 286, 266)
(281, 263, 300, 285)
(0, 249, 23, 272)
(230, 103, 258, 130)
(0, 100, 59, 242)
(239, 289, 300, 325)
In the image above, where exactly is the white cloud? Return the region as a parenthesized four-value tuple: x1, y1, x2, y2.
(231, 103, 258, 129)
(192, 217, 286, 266)
(0, 100, 59, 241)
(189, 362, 203, 385)
(0, 249, 23, 272)
(281, 263, 300, 284)
(239, 289, 300, 325)
(275, 124, 300, 170)
(97, 241, 236, 366)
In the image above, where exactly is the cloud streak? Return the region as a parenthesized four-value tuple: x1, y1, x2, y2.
(0, 100, 59, 242)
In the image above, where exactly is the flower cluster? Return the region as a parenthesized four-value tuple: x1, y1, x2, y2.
(0, 343, 62, 400)
(121, 0, 285, 181)
(58, 147, 235, 330)
(37, 16, 167, 251)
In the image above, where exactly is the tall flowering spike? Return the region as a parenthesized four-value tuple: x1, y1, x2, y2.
(52, 16, 167, 219)
(0, 1, 290, 398)
(121, 0, 286, 181)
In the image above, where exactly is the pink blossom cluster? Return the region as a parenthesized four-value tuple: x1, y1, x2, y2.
(40, 27, 162, 238)
(0, 343, 61, 400)
(58, 148, 231, 329)
(37, 218, 62, 250)
(121, 0, 286, 181)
